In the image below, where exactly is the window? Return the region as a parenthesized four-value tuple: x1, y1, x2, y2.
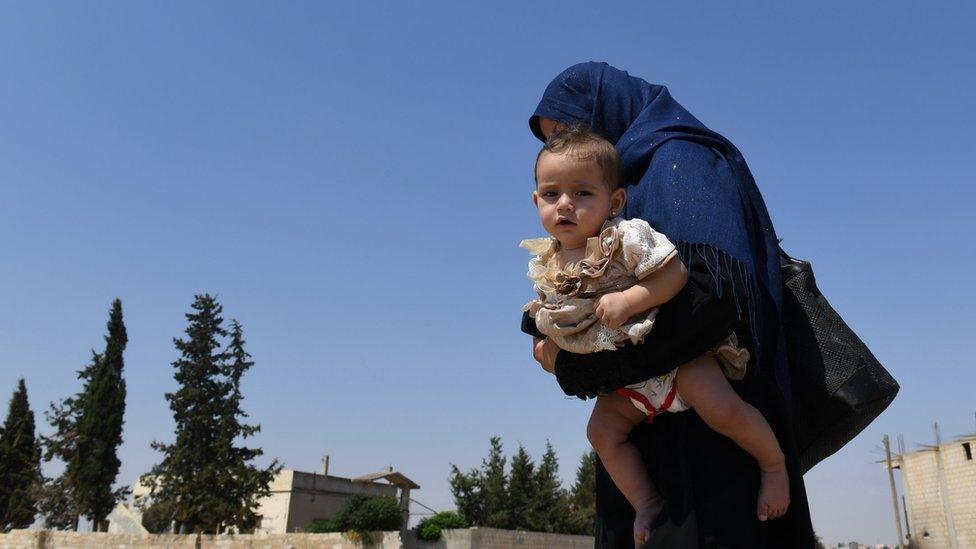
(964, 442, 972, 461)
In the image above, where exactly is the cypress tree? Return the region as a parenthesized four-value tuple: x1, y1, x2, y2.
(567, 450, 597, 535)
(0, 379, 42, 531)
(68, 299, 129, 531)
(146, 295, 278, 534)
(506, 444, 536, 529)
(530, 441, 570, 533)
(480, 436, 508, 528)
(447, 440, 588, 534)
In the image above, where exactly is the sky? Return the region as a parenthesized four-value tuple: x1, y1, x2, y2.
(1, 1, 974, 545)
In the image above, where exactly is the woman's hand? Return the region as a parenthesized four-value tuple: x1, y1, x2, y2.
(533, 337, 560, 373)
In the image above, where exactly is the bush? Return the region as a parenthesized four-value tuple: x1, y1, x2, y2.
(305, 516, 340, 533)
(304, 495, 402, 537)
(350, 495, 402, 532)
(139, 501, 174, 534)
(416, 512, 468, 541)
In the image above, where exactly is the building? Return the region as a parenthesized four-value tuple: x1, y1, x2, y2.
(890, 433, 976, 548)
(116, 458, 419, 536)
(256, 463, 419, 535)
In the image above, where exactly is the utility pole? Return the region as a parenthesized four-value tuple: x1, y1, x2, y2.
(883, 435, 905, 549)
(934, 423, 959, 548)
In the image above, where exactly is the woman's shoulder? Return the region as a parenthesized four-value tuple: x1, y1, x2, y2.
(646, 138, 733, 182)
(628, 139, 739, 212)
(652, 136, 726, 161)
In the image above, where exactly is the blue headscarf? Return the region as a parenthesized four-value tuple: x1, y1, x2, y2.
(531, 62, 790, 399)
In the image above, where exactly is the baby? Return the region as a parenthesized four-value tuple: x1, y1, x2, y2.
(522, 126, 789, 547)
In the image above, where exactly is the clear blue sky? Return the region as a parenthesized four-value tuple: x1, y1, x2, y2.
(1, 2, 973, 544)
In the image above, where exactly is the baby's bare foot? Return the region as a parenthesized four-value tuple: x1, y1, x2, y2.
(757, 466, 790, 521)
(633, 499, 663, 548)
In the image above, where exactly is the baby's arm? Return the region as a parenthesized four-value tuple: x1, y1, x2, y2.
(595, 256, 689, 329)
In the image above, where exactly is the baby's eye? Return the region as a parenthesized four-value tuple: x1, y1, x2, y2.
(541, 191, 559, 198)
(575, 190, 593, 197)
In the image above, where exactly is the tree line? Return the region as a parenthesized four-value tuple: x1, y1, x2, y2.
(448, 437, 596, 536)
(0, 294, 278, 534)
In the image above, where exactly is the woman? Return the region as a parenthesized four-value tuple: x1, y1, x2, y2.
(524, 62, 816, 548)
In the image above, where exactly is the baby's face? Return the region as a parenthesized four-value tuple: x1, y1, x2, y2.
(534, 151, 623, 250)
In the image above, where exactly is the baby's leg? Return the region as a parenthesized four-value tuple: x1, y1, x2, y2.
(588, 393, 662, 548)
(675, 354, 790, 522)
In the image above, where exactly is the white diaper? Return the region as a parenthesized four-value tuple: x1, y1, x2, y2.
(615, 368, 689, 422)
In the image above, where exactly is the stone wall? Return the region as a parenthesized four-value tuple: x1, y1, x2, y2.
(0, 528, 594, 549)
(0, 530, 401, 549)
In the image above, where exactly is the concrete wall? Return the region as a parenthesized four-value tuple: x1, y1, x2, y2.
(900, 437, 976, 548)
(406, 528, 593, 549)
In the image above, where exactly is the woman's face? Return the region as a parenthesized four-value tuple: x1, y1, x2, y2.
(539, 117, 565, 139)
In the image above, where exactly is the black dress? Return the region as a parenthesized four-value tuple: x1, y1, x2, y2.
(522, 250, 817, 549)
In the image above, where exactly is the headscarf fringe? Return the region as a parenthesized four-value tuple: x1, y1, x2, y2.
(676, 241, 763, 365)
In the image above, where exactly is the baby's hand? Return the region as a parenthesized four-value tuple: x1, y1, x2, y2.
(595, 292, 631, 330)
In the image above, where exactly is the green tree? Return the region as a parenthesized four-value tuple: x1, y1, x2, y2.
(0, 379, 42, 531)
(138, 498, 175, 534)
(37, 351, 100, 530)
(148, 294, 230, 534)
(530, 441, 570, 533)
(146, 295, 279, 534)
(67, 299, 129, 531)
(480, 436, 508, 529)
(210, 320, 280, 533)
(305, 495, 401, 537)
(448, 438, 586, 535)
(34, 474, 77, 531)
(506, 444, 536, 529)
(566, 450, 596, 535)
(447, 464, 483, 526)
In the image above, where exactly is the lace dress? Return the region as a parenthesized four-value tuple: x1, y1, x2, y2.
(521, 217, 748, 381)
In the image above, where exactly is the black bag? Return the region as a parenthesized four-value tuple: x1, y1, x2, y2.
(779, 247, 899, 473)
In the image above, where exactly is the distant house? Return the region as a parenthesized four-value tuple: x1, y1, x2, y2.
(257, 464, 419, 534)
(114, 458, 419, 536)
(890, 433, 976, 548)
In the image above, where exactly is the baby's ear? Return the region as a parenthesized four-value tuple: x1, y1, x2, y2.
(532, 190, 540, 207)
(611, 187, 627, 214)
